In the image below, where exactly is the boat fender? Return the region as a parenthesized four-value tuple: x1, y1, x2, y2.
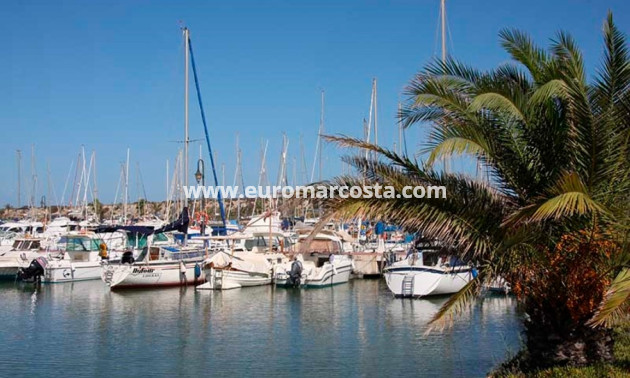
(194, 263, 201, 278)
(472, 267, 479, 279)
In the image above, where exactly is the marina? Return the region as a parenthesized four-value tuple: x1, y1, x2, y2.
(3, 0, 630, 376)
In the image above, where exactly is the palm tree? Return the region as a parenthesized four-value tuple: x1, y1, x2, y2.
(319, 13, 629, 369)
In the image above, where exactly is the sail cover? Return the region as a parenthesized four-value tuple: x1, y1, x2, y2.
(153, 207, 190, 234)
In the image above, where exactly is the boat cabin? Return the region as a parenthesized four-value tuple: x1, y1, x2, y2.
(245, 232, 294, 252)
(62, 235, 104, 262)
(137, 245, 206, 262)
(11, 238, 41, 251)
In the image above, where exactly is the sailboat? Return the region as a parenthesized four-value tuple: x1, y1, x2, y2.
(101, 208, 207, 289)
(104, 26, 228, 289)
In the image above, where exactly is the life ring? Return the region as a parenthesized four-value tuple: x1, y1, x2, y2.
(195, 212, 209, 224)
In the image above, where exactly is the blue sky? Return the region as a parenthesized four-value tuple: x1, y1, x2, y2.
(2, 0, 629, 206)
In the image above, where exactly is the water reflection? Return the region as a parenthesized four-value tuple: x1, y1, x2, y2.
(0, 280, 521, 377)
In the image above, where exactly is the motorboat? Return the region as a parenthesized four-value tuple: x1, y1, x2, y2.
(275, 253, 353, 288)
(0, 238, 45, 280)
(18, 233, 110, 283)
(383, 243, 473, 297)
(196, 248, 287, 290)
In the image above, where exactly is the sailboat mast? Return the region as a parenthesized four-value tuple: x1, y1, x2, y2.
(124, 148, 130, 224)
(16, 150, 21, 208)
(398, 102, 403, 155)
(184, 27, 190, 207)
(374, 78, 378, 149)
(441, 0, 446, 63)
(319, 90, 324, 181)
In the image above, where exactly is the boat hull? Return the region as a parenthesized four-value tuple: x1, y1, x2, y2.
(43, 262, 103, 283)
(275, 260, 353, 288)
(0, 252, 45, 281)
(196, 268, 271, 290)
(104, 261, 204, 289)
(384, 266, 471, 297)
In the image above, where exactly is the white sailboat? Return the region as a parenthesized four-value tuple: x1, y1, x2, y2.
(103, 243, 206, 289)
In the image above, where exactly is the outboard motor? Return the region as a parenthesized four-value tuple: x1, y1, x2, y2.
(17, 257, 48, 282)
(287, 259, 303, 287)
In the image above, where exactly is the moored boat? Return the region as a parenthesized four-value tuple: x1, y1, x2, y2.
(275, 254, 353, 288)
(0, 238, 45, 280)
(18, 233, 110, 283)
(196, 249, 287, 290)
(383, 244, 473, 297)
(103, 245, 206, 289)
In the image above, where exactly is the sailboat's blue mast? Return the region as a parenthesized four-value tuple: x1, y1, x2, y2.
(187, 35, 227, 232)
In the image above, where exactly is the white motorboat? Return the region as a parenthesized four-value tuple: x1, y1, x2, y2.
(0, 238, 45, 280)
(275, 254, 353, 288)
(18, 233, 111, 283)
(383, 250, 473, 298)
(196, 250, 287, 290)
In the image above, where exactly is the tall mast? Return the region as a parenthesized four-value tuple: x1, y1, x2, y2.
(124, 148, 130, 223)
(319, 90, 324, 181)
(441, 0, 450, 173)
(31, 144, 37, 215)
(398, 102, 403, 155)
(183, 27, 190, 207)
(16, 150, 21, 208)
(374, 78, 378, 149)
(92, 151, 98, 219)
(311, 90, 325, 183)
(441, 0, 447, 63)
(46, 162, 51, 221)
(166, 159, 169, 207)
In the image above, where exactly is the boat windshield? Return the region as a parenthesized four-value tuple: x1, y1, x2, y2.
(66, 236, 102, 251)
(153, 233, 168, 242)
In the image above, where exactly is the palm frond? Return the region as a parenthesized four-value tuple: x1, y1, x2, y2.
(506, 172, 607, 224)
(589, 268, 630, 327)
(425, 136, 487, 167)
(528, 79, 568, 106)
(468, 92, 526, 121)
(499, 28, 549, 82)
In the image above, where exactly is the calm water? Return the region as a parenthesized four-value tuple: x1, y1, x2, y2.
(0, 279, 521, 377)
